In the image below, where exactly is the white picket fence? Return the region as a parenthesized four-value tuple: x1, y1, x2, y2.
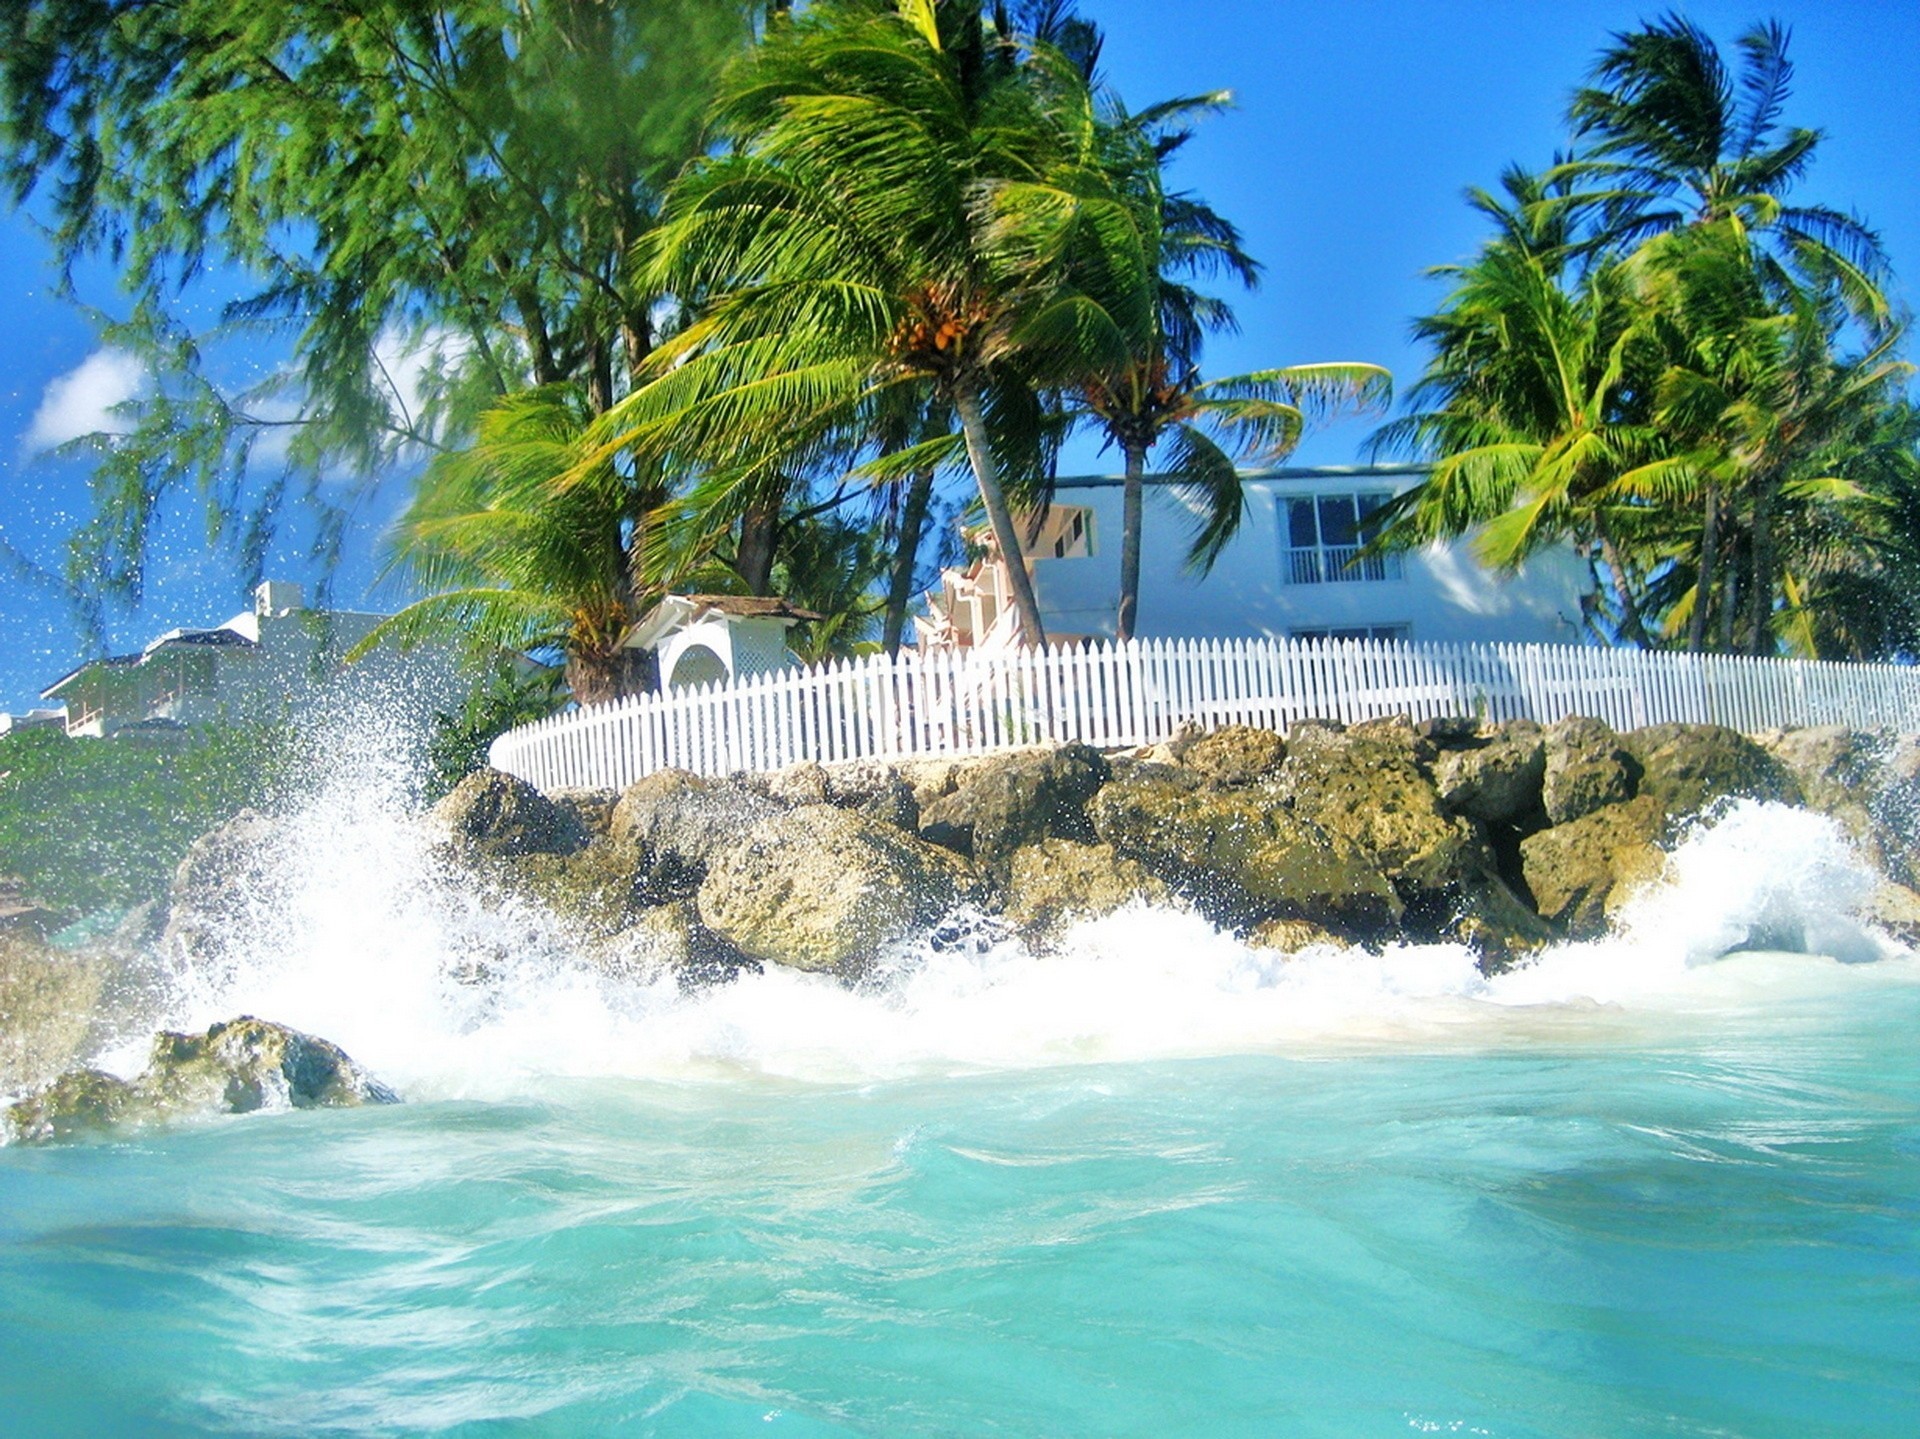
(487, 636, 1920, 794)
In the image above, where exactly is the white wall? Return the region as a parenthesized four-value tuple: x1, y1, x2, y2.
(1027, 470, 1590, 647)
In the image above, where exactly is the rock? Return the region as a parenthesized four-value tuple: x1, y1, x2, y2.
(1444, 872, 1557, 968)
(550, 787, 620, 838)
(513, 839, 646, 938)
(1431, 722, 1546, 828)
(1518, 796, 1669, 938)
(0, 933, 105, 1094)
(1541, 717, 1638, 825)
(760, 762, 830, 808)
(1625, 723, 1801, 821)
(4, 1016, 396, 1145)
(141, 1016, 397, 1113)
(3, 1069, 140, 1145)
(433, 769, 586, 858)
(1759, 727, 1886, 865)
(1000, 839, 1172, 946)
(610, 770, 782, 901)
(0, 876, 67, 939)
(896, 759, 965, 812)
(1277, 723, 1479, 894)
(821, 760, 919, 831)
(1861, 881, 1920, 947)
(1179, 726, 1286, 787)
(1246, 917, 1351, 955)
(1089, 774, 1399, 931)
(589, 900, 756, 985)
(919, 744, 1110, 876)
(697, 805, 972, 974)
(160, 809, 293, 970)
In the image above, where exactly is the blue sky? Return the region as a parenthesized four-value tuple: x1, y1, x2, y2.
(1, 0, 1916, 712)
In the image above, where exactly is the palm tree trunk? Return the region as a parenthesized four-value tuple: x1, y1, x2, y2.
(1689, 488, 1718, 653)
(737, 496, 780, 595)
(952, 382, 1049, 648)
(1116, 442, 1146, 642)
(1747, 469, 1780, 655)
(1599, 532, 1653, 648)
(566, 647, 652, 707)
(883, 466, 936, 656)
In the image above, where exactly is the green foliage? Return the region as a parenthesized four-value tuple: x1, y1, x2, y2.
(0, 0, 769, 631)
(423, 660, 568, 801)
(1373, 18, 1914, 659)
(0, 724, 300, 917)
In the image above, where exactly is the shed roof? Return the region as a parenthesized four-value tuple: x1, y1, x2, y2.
(623, 593, 824, 652)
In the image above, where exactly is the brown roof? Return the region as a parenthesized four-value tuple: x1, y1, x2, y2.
(680, 594, 825, 621)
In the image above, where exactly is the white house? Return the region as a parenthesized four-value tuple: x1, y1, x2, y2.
(919, 464, 1591, 651)
(40, 580, 466, 738)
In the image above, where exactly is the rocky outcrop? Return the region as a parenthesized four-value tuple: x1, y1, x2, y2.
(698, 805, 974, 974)
(919, 744, 1109, 876)
(1179, 725, 1286, 788)
(159, 809, 292, 970)
(0, 933, 105, 1094)
(435, 769, 586, 857)
(1431, 722, 1546, 827)
(1001, 838, 1172, 946)
(1519, 796, 1669, 937)
(1624, 723, 1800, 822)
(610, 769, 782, 901)
(1541, 718, 1638, 825)
(5, 1016, 396, 1145)
(1089, 772, 1400, 931)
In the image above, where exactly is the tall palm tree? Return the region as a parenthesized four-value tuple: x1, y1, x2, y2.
(1370, 169, 1665, 644)
(588, 0, 1128, 648)
(351, 386, 671, 705)
(1563, 15, 1890, 324)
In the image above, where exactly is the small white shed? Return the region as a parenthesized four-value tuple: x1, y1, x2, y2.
(622, 594, 821, 691)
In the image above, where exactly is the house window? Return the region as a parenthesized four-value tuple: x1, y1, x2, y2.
(1292, 624, 1412, 643)
(1024, 504, 1095, 560)
(1281, 492, 1402, 584)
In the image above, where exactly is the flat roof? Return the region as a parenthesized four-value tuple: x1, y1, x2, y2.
(1050, 462, 1430, 491)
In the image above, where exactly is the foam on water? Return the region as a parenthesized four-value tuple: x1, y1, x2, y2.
(129, 717, 1919, 1098)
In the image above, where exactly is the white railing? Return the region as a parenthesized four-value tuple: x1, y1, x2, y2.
(487, 636, 1920, 794)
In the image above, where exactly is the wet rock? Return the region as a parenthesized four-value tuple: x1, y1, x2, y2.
(1277, 723, 1479, 895)
(1757, 727, 1885, 866)
(698, 805, 973, 974)
(1000, 839, 1172, 946)
(1179, 726, 1286, 787)
(141, 1016, 397, 1113)
(821, 760, 919, 831)
(0, 877, 67, 939)
(434, 769, 586, 858)
(1245, 917, 1351, 955)
(1089, 774, 1399, 932)
(919, 744, 1109, 876)
(160, 809, 294, 970)
(1518, 796, 1669, 938)
(5, 1017, 396, 1145)
(0, 933, 105, 1094)
(1541, 717, 1638, 825)
(1443, 872, 1557, 968)
(896, 759, 966, 813)
(1431, 722, 1546, 828)
(550, 787, 620, 839)
(4, 1069, 140, 1145)
(1625, 723, 1800, 822)
(759, 762, 830, 808)
(610, 770, 782, 901)
(513, 838, 646, 938)
(589, 900, 756, 986)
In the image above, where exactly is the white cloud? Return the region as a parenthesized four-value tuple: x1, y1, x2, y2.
(26, 348, 148, 450)
(372, 324, 473, 443)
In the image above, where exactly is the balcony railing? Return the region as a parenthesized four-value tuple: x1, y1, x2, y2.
(1283, 545, 1403, 585)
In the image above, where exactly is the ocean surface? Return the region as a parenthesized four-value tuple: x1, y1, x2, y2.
(2, 754, 1917, 1436)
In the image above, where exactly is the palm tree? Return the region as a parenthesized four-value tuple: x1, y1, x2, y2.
(589, 0, 1128, 648)
(1563, 14, 1890, 323)
(1370, 169, 1665, 644)
(350, 386, 671, 705)
(997, 87, 1390, 639)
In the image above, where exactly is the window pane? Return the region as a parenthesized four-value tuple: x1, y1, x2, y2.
(1319, 494, 1359, 546)
(1287, 498, 1318, 548)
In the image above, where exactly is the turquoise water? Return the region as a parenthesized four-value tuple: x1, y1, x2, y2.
(4, 784, 1919, 1435)
(3, 974, 1917, 1437)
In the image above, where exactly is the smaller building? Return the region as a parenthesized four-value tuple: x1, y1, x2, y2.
(0, 708, 68, 738)
(622, 594, 823, 691)
(40, 580, 465, 738)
